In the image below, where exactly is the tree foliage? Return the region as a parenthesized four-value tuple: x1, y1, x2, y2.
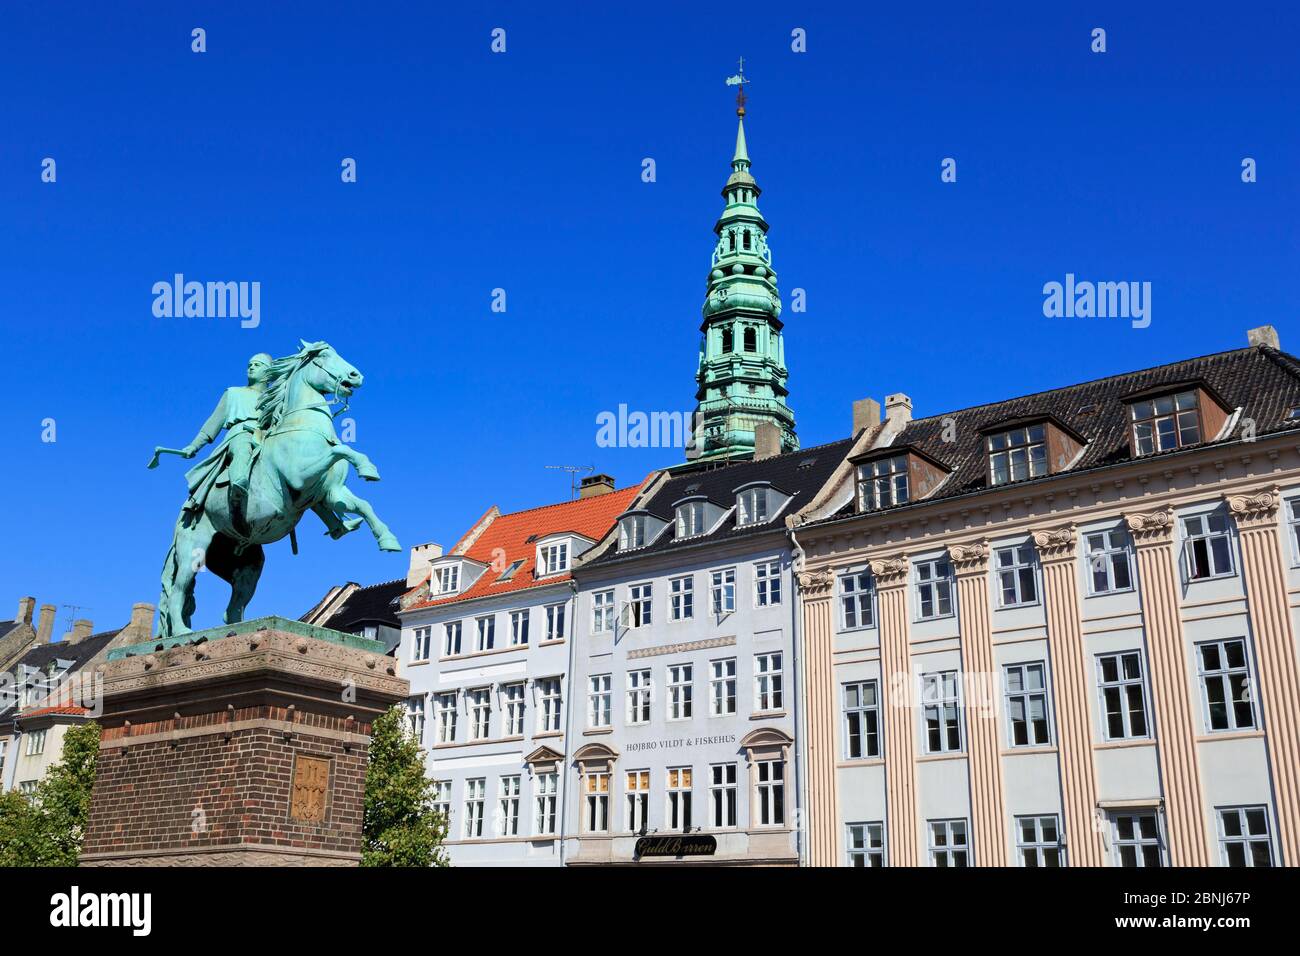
(362, 705, 448, 867)
(0, 720, 101, 866)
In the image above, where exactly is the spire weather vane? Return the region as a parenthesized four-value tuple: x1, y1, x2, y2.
(725, 56, 749, 115)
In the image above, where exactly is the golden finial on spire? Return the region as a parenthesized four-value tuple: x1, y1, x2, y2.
(725, 56, 749, 117)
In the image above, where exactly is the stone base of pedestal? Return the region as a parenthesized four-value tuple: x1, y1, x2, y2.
(79, 616, 408, 867)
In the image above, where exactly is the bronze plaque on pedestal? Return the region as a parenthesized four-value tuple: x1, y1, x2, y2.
(290, 755, 331, 823)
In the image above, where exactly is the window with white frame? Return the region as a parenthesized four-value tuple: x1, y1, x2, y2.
(1198, 639, 1255, 732)
(1289, 499, 1300, 564)
(754, 560, 782, 607)
(24, 730, 47, 757)
(405, 695, 425, 743)
(710, 568, 736, 615)
(844, 681, 880, 759)
(588, 674, 611, 728)
(995, 544, 1038, 607)
(475, 615, 495, 652)
(710, 659, 737, 716)
(1131, 390, 1202, 456)
(666, 767, 693, 831)
(434, 564, 460, 594)
(988, 425, 1046, 486)
(412, 626, 432, 662)
(18, 780, 38, 795)
(543, 603, 566, 641)
(1217, 806, 1273, 867)
(591, 590, 615, 633)
(1005, 662, 1051, 747)
(584, 771, 610, 833)
(629, 583, 652, 627)
(1085, 528, 1133, 594)
(625, 770, 650, 833)
(856, 454, 910, 512)
(928, 818, 969, 867)
(915, 559, 953, 620)
(509, 609, 529, 646)
(1016, 814, 1064, 867)
(847, 822, 886, 866)
(434, 692, 457, 744)
(668, 664, 693, 720)
(755, 759, 784, 826)
(922, 671, 963, 753)
(498, 776, 521, 836)
(534, 772, 559, 835)
(1111, 811, 1163, 867)
(463, 778, 485, 838)
(1183, 512, 1234, 580)
(540, 541, 569, 575)
(627, 670, 652, 725)
(468, 687, 491, 740)
(620, 515, 648, 550)
(432, 780, 451, 820)
(754, 653, 783, 711)
(441, 621, 462, 658)
(676, 501, 706, 538)
(537, 678, 562, 733)
(840, 569, 875, 629)
(669, 575, 694, 621)
(1097, 651, 1150, 740)
(736, 487, 769, 525)
(504, 683, 525, 736)
(710, 763, 737, 828)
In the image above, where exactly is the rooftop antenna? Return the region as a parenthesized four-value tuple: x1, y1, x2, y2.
(59, 604, 91, 639)
(546, 464, 595, 500)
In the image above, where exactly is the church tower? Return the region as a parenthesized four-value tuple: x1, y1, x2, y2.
(690, 64, 798, 462)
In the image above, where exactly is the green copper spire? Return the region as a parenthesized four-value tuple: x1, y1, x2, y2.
(690, 63, 798, 462)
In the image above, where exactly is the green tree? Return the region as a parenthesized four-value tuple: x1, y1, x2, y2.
(0, 720, 100, 866)
(362, 705, 448, 866)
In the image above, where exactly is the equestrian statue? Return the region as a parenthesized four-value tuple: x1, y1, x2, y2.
(149, 340, 401, 637)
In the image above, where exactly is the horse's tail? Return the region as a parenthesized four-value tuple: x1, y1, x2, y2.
(156, 537, 179, 638)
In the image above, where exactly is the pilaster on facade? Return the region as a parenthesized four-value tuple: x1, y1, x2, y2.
(949, 541, 1008, 866)
(1029, 523, 1106, 866)
(1223, 485, 1300, 865)
(1123, 507, 1211, 866)
(869, 555, 919, 866)
(795, 568, 838, 867)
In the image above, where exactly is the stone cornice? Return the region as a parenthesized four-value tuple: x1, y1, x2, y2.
(1030, 524, 1078, 563)
(948, 540, 990, 576)
(795, 568, 835, 598)
(1224, 485, 1282, 531)
(868, 556, 910, 588)
(1124, 507, 1177, 546)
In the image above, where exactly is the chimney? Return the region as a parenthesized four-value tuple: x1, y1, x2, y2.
(126, 603, 155, 639)
(1248, 325, 1280, 349)
(15, 596, 35, 626)
(36, 604, 56, 644)
(407, 542, 444, 588)
(852, 398, 881, 435)
(753, 423, 781, 461)
(64, 619, 93, 645)
(885, 393, 913, 426)
(579, 474, 617, 498)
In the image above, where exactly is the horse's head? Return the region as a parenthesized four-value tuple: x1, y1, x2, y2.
(296, 339, 363, 400)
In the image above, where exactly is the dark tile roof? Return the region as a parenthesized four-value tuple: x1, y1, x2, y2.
(316, 579, 405, 631)
(0, 630, 118, 725)
(822, 345, 1300, 522)
(585, 437, 856, 566)
(0, 621, 18, 641)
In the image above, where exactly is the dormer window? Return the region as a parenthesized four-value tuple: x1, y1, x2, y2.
(988, 425, 1047, 486)
(737, 487, 769, 525)
(1131, 390, 1201, 455)
(676, 501, 706, 538)
(621, 515, 648, 550)
(434, 564, 460, 594)
(857, 455, 909, 511)
(540, 542, 569, 576)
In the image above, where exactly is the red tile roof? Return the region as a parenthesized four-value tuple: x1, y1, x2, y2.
(403, 480, 649, 612)
(21, 704, 89, 718)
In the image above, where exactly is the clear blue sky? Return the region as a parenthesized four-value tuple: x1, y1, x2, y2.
(1, 2, 1295, 635)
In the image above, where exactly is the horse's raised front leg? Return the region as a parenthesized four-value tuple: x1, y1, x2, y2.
(325, 483, 401, 552)
(329, 444, 380, 481)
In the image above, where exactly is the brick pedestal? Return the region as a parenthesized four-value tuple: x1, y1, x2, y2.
(79, 617, 408, 867)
